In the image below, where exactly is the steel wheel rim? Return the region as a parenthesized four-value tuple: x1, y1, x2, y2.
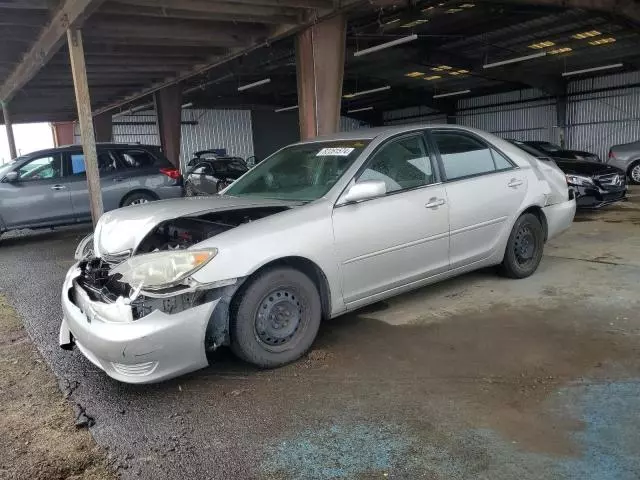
(255, 289, 304, 348)
(514, 224, 537, 267)
(130, 198, 149, 205)
(632, 164, 640, 183)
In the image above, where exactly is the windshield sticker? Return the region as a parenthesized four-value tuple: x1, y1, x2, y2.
(316, 147, 355, 157)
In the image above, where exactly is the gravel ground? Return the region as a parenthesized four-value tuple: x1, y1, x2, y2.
(1, 189, 639, 479)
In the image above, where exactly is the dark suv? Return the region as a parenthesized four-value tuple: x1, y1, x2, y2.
(0, 143, 182, 235)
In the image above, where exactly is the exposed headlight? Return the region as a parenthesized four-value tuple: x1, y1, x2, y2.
(74, 233, 94, 261)
(111, 249, 217, 290)
(565, 174, 594, 187)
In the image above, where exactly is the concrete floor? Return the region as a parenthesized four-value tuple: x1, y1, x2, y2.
(1, 188, 639, 480)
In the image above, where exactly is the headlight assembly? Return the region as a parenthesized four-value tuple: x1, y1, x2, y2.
(111, 249, 217, 290)
(74, 233, 94, 261)
(565, 174, 594, 187)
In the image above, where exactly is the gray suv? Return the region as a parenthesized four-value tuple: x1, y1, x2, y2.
(0, 143, 183, 235)
(608, 140, 640, 184)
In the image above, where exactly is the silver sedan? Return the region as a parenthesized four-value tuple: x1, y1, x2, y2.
(60, 125, 576, 383)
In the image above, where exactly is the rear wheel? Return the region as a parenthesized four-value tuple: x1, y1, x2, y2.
(500, 213, 544, 279)
(231, 267, 321, 368)
(121, 191, 156, 207)
(629, 161, 640, 185)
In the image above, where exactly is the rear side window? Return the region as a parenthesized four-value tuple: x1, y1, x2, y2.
(432, 131, 513, 180)
(117, 149, 159, 169)
(67, 151, 119, 175)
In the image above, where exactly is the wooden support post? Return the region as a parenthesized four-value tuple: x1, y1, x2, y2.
(67, 28, 103, 226)
(154, 85, 182, 168)
(296, 15, 346, 140)
(1, 102, 18, 159)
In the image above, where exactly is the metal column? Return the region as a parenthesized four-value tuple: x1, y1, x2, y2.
(154, 85, 182, 168)
(296, 15, 346, 140)
(67, 27, 103, 225)
(1, 102, 17, 160)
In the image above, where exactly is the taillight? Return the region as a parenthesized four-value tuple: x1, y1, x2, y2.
(159, 167, 181, 180)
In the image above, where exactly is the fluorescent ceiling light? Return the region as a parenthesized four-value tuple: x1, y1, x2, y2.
(181, 102, 193, 109)
(275, 105, 298, 113)
(343, 85, 391, 99)
(572, 30, 601, 39)
(237, 78, 271, 92)
(405, 71, 425, 78)
(460, 3, 475, 7)
(561, 63, 623, 77)
(432, 65, 452, 71)
(384, 18, 400, 25)
(401, 19, 428, 28)
(424, 75, 442, 80)
(528, 40, 555, 49)
(548, 47, 572, 55)
(433, 89, 471, 98)
(483, 52, 546, 69)
(589, 37, 616, 45)
(354, 34, 418, 57)
(348, 106, 374, 113)
(446, 8, 463, 13)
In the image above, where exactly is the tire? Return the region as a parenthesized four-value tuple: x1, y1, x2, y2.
(121, 191, 156, 207)
(500, 213, 544, 279)
(628, 161, 640, 185)
(231, 267, 322, 368)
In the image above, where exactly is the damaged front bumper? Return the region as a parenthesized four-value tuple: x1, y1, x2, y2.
(60, 264, 228, 384)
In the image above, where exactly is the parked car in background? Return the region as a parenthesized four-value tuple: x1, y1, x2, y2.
(508, 140, 626, 208)
(61, 125, 575, 384)
(0, 143, 182, 236)
(184, 156, 249, 196)
(186, 149, 228, 169)
(608, 140, 640, 184)
(519, 140, 600, 162)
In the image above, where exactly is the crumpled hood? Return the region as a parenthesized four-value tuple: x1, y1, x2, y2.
(93, 195, 298, 257)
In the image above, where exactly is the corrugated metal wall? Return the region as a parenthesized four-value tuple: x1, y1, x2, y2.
(383, 106, 447, 126)
(456, 89, 558, 142)
(75, 108, 254, 169)
(566, 72, 640, 160)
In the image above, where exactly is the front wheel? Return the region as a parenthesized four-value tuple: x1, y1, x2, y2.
(500, 213, 544, 279)
(629, 162, 640, 185)
(231, 267, 321, 368)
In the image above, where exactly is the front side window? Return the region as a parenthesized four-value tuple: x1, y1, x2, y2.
(358, 135, 434, 193)
(18, 155, 62, 181)
(225, 141, 370, 201)
(432, 131, 511, 180)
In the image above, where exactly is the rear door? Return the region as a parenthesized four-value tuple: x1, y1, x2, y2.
(0, 153, 73, 227)
(429, 129, 526, 268)
(63, 149, 124, 220)
(115, 147, 181, 198)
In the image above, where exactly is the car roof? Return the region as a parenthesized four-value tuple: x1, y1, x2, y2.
(21, 143, 160, 157)
(295, 124, 480, 145)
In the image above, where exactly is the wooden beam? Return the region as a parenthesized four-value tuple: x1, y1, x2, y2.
(99, 2, 298, 24)
(115, 0, 299, 17)
(1, 102, 17, 159)
(67, 27, 103, 224)
(0, 0, 55, 9)
(218, 0, 332, 8)
(483, 0, 640, 24)
(0, 0, 106, 103)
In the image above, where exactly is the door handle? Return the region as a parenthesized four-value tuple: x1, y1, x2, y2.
(425, 197, 446, 209)
(113, 177, 125, 183)
(508, 178, 523, 188)
(51, 184, 67, 191)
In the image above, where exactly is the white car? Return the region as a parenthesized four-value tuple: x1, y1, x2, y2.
(60, 125, 576, 383)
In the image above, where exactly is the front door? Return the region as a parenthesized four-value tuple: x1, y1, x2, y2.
(0, 153, 73, 228)
(430, 130, 527, 268)
(332, 133, 450, 307)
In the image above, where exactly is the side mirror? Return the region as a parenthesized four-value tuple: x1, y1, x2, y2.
(3, 171, 18, 183)
(342, 180, 386, 204)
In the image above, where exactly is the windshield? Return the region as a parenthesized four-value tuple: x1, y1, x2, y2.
(225, 140, 370, 201)
(531, 141, 562, 153)
(216, 158, 247, 172)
